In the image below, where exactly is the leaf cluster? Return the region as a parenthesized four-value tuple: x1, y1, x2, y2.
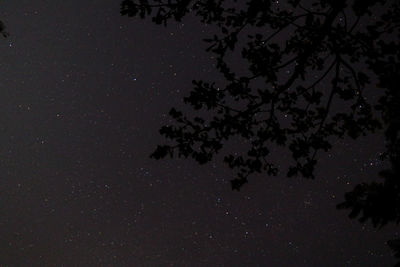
(122, 0, 389, 188)
(123, 0, 400, 263)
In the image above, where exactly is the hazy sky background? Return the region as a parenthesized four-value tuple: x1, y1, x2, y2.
(0, 1, 397, 266)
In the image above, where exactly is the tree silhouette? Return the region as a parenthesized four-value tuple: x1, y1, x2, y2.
(121, 0, 389, 188)
(121, 0, 400, 262)
(337, 9, 400, 261)
(0, 19, 9, 38)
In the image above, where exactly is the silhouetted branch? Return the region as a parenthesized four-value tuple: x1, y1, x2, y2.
(122, 1, 400, 262)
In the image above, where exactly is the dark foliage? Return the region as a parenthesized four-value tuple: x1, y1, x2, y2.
(121, 0, 389, 187)
(337, 8, 400, 261)
(121, 0, 400, 262)
(0, 20, 9, 38)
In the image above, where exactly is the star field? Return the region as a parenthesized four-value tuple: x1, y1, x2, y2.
(0, 1, 397, 266)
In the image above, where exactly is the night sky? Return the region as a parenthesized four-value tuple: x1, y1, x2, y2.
(0, 1, 397, 266)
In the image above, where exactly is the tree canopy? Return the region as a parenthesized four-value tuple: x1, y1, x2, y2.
(121, 0, 400, 262)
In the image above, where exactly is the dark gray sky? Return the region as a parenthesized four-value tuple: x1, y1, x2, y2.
(0, 1, 397, 266)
